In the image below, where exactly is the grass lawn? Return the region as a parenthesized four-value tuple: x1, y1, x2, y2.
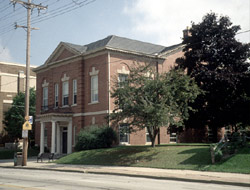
(206, 146, 250, 173)
(56, 144, 250, 174)
(0, 148, 39, 159)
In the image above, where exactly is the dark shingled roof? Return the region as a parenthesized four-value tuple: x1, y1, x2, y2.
(62, 35, 181, 56)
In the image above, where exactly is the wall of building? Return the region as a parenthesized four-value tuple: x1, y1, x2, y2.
(37, 46, 225, 148)
(0, 62, 36, 134)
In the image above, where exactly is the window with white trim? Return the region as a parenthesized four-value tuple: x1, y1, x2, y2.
(42, 86, 48, 110)
(73, 79, 77, 105)
(54, 83, 58, 108)
(62, 81, 69, 106)
(119, 124, 129, 143)
(118, 74, 128, 87)
(91, 75, 98, 103)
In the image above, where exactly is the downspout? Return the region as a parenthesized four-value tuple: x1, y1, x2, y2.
(108, 51, 111, 126)
(156, 55, 161, 145)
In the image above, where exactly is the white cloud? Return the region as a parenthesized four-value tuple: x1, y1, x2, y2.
(124, 0, 250, 46)
(0, 40, 14, 62)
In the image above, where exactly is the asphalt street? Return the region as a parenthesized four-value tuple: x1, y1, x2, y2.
(0, 168, 249, 190)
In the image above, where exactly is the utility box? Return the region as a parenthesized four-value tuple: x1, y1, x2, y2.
(14, 152, 23, 166)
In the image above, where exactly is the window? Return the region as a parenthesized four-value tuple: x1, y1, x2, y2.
(119, 124, 129, 143)
(42, 87, 48, 110)
(118, 74, 128, 87)
(170, 132, 177, 143)
(62, 81, 69, 106)
(73, 79, 77, 105)
(54, 84, 58, 107)
(146, 128, 151, 143)
(91, 75, 98, 102)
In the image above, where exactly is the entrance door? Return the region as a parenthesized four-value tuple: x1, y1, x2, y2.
(62, 130, 67, 154)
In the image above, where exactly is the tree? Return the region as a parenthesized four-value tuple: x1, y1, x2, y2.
(3, 88, 36, 142)
(109, 63, 201, 147)
(176, 12, 250, 141)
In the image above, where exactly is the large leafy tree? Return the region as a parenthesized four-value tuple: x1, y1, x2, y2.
(3, 88, 36, 142)
(176, 12, 250, 141)
(109, 63, 201, 147)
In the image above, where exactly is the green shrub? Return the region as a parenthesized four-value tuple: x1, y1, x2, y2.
(75, 126, 117, 151)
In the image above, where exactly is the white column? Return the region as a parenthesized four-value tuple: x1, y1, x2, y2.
(40, 122, 45, 154)
(67, 121, 72, 154)
(51, 121, 56, 154)
(56, 124, 60, 154)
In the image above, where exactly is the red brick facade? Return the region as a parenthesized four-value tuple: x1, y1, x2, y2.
(35, 36, 221, 154)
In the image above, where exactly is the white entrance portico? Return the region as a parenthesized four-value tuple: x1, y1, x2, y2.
(37, 113, 73, 155)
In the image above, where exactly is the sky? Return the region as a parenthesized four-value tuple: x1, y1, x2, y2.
(0, 0, 249, 66)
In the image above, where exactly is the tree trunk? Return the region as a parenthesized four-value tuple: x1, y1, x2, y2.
(151, 129, 158, 147)
(151, 139, 155, 147)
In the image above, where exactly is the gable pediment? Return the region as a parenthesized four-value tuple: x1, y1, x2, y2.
(45, 42, 80, 65)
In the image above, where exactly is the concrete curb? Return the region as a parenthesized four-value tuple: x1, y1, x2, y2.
(1, 165, 249, 187)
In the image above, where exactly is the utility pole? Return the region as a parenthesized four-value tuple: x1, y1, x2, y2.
(11, 0, 47, 166)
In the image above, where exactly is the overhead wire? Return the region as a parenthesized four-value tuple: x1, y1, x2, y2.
(24, 0, 94, 25)
(0, 3, 12, 13)
(0, 0, 57, 34)
(32, 0, 96, 25)
(0, 6, 23, 22)
(0, 0, 96, 36)
(236, 29, 250, 35)
(0, 29, 16, 55)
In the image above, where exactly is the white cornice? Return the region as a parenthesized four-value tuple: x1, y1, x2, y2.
(73, 110, 110, 117)
(0, 72, 36, 78)
(0, 61, 37, 68)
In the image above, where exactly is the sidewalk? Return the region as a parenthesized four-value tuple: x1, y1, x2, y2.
(0, 158, 249, 187)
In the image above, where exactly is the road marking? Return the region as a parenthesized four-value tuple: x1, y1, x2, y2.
(0, 184, 41, 190)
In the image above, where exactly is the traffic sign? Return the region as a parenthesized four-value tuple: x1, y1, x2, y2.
(22, 121, 32, 130)
(29, 116, 33, 124)
(22, 130, 28, 138)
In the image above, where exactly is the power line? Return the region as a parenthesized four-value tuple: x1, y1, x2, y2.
(25, 0, 93, 25)
(0, 79, 18, 87)
(236, 30, 250, 35)
(32, 0, 96, 25)
(0, 4, 12, 13)
(0, 0, 97, 37)
(0, 30, 16, 55)
(0, 6, 23, 21)
(0, 28, 15, 37)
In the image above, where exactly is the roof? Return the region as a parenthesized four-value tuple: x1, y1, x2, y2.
(34, 35, 183, 72)
(62, 35, 181, 56)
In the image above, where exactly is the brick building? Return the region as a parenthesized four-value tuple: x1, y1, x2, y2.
(0, 61, 36, 134)
(34, 35, 188, 154)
